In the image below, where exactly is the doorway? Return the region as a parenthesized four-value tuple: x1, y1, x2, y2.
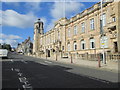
(48, 50, 50, 57)
(114, 42, 118, 52)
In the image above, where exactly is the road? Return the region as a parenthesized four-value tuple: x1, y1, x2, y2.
(1, 52, 119, 89)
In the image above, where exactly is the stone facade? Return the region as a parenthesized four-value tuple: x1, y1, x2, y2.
(33, 1, 120, 59)
(17, 37, 33, 55)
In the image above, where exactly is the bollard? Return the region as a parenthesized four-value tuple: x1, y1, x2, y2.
(98, 54, 101, 68)
(71, 53, 73, 63)
(56, 52, 57, 61)
(46, 55, 47, 59)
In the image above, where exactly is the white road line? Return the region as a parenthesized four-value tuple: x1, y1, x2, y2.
(22, 84, 32, 89)
(18, 73, 22, 76)
(18, 78, 22, 82)
(15, 69, 20, 72)
(40, 62, 48, 65)
(11, 68, 14, 71)
(44, 61, 52, 64)
(18, 77, 27, 83)
(21, 60, 28, 64)
(11, 59, 13, 62)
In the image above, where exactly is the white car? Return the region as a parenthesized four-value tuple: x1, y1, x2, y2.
(0, 49, 8, 58)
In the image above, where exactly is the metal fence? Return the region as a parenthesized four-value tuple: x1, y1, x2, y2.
(77, 53, 120, 61)
(106, 54, 120, 61)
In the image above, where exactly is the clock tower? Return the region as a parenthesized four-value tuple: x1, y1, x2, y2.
(33, 19, 44, 55)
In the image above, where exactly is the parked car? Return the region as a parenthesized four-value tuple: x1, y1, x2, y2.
(0, 49, 8, 58)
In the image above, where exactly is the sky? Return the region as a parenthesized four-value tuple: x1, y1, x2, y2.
(0, 0, 99, 48)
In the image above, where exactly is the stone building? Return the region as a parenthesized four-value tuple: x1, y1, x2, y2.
(17, 37, 33, 55)
(33, 1, 120, 60)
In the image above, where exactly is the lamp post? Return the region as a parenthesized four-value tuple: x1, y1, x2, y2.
(100, 0, 106, 64)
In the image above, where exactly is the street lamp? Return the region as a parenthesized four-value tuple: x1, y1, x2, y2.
(100, 0, 106, 64)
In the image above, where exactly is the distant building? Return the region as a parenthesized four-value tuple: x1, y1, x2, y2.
(33, 1, 120, 59)
(16, 37, 33, 55)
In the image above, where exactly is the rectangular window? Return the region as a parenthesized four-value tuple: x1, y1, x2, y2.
(102, 13, 106, 26)
(81, 22, 85, 33)
(112, 17, 116, 22)
(68, 44, 70, 51)
(68, 28, 70, 37)
(90, 18, 94, 30)
(62, 46, 64, 50)
(74, 25, 77, 35)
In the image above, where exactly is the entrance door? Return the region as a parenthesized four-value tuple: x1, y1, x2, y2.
(114, 42, 118, 52)
(48, 50, 50, 57)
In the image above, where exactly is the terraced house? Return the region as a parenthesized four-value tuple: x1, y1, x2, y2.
(33, 1, 120, 61)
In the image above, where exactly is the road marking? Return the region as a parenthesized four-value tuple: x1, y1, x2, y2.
(15, 69, 20, 72)
(21, 60, 28, 64)
(44, 61, 52, 64)
(18, 77, 27, 83)
(22, 84, 32, 89)
(11, 59, 13, 62)
(11, 68, 14, 71)
(40, 62, 48, 65)
(18, 73, 22, 76)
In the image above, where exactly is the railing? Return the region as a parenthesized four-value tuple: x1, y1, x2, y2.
(106, 54, 120, 61)
(77, 53, 120, 61)
(77, 54, 98, 61)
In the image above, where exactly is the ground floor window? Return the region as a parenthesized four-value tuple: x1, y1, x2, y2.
(81, 40, 85, 50)
(74, 41, 77, 51)
(90, 38, 95, 49)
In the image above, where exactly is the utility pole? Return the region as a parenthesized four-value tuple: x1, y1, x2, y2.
(100, 0, 106, 64)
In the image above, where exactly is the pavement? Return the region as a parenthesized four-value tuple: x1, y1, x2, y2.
(30, 55, 119, 73)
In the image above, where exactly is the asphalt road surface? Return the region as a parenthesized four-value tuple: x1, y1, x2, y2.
(1, 52, 119, 89)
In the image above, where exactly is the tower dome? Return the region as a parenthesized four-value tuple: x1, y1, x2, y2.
(35, 18, 43, 23)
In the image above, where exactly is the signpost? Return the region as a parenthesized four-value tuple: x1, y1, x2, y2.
(100, 0, 106, 64)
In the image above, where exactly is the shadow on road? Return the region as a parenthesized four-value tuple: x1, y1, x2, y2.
(2, 60, 119, 89)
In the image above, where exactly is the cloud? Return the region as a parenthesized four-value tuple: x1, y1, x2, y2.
(46, 1, 84, 31)
(0, 33, 22, 47)
(0, 33, 22, 40)
(1, 10, 38, 28)
(0, 39, 18, 47)
(1, 0, 42, 2)
(1, 10, 46, 28)
(50, 2, 65, 19)
(25, 2, 41, 13)
(51, 2, 84, 19)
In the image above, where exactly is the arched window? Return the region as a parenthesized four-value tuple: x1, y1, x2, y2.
(73, 41, 77, 51)
(90, 38, 95, 49)
(81, 40, 85, 50)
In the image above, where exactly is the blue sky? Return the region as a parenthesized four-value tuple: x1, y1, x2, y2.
(0, 0, 97, 47)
